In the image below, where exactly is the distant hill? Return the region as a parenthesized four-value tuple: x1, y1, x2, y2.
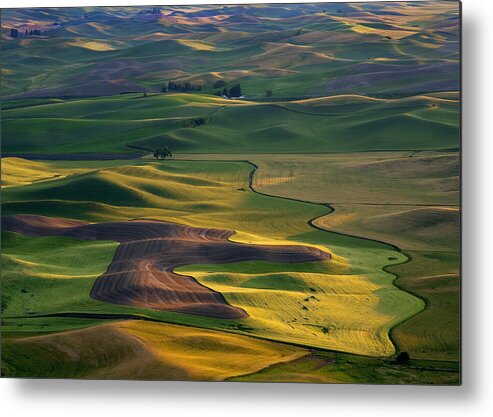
(2, 2, 460, 99)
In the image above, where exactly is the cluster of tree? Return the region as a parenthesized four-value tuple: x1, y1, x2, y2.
(161, 79, 244, 99)
(162, 80, 202, 93)
(214, 84, 243, 98)
(227, 84, 243, 97)
(153, 146, 172, 160)
(138, 8, 161, 14)
(10, 28, 42, 38)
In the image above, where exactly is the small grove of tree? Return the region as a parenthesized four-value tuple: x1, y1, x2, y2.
(163, 80, 202, 93)
(10, 28, 42, 38)
(213, 83, 244, 98)
(266, 90, 273, 97)
(228, 84, 242, 98)
(153, 146, 172, 160)
(219, 84, 243, 98)
(213, 80, 227, 89)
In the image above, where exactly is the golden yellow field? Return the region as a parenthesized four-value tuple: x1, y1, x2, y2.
(4, 320, 306, 380)
(180, 263, 422, 356)
(1, 157, 85, 188)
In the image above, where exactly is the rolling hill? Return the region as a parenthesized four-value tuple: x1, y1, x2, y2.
(2, 92, 459, 155)
(1, 2, 460, 383)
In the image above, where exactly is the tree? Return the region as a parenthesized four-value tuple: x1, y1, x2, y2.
(10, 28, 19, 38)
(266, 90, 273, 97)
(213, 80, 226, 89)
(396, 352, 410, 364)
(153, 147, 172, 160)
(222, 88, 228, 97)
(167, 80, 201, 93)
(161, 85, 168, 93)
(228, 84, 242, 98)
(160, 146, 172, 159)
(143, 92, 148, 98)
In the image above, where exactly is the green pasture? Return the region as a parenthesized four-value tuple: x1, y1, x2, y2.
(2, 93, 459, 154)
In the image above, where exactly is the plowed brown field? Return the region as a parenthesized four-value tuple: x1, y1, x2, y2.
(3, 214, 330, 319)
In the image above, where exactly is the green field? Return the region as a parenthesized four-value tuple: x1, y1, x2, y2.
(2, 93, 459, 155)
(173, 151, 460, 361)
(1, 2, 460, 383)
(2, 157, 423, 356)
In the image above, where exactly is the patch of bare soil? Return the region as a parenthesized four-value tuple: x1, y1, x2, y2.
(3, 215, 330, 319)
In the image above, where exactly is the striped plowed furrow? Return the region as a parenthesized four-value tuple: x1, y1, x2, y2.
(3, 214, 330, 319)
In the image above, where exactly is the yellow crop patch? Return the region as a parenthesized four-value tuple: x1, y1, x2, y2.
(177, 39, 218, 51)
(67, 40, 115, 51)
(120, 321, 306, 380)
(180, 267, 421, 356)
(1, 157, 84, 188)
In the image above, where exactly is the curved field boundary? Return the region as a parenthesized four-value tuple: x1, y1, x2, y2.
(244, 160, 400, 250)
(172, 157, 426, 356)
(2, 214, 329, 320)
(242, 160, 427, 356)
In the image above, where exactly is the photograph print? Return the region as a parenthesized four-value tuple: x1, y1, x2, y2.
(1, 1, 461, 385)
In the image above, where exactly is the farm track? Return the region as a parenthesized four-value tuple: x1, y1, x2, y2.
(2, 214, 330, 319)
